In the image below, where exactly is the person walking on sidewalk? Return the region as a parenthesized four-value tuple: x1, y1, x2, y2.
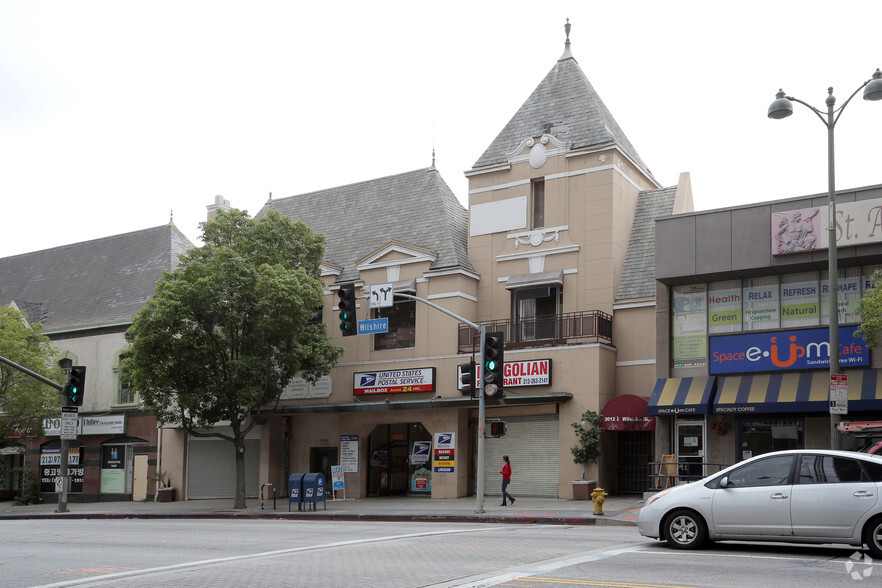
(499, 455, 515, 506)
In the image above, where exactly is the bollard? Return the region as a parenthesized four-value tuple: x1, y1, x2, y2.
(260, 483, 276, 511)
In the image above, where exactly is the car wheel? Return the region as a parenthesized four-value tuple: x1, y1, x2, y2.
(663, 509, 707, 549)
(864, 517, 882, 559)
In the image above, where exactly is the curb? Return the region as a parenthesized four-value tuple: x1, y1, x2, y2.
(0, 510, 638, 526)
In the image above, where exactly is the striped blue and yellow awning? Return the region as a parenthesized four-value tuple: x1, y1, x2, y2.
(647, 377, 716, 416)
(714, 370, 882, 414)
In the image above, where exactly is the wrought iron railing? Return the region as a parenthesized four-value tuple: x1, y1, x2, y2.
(457, 310, 612, 353)
(646, 460, 732, 492)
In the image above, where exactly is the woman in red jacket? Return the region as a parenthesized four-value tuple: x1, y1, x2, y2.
(499, 455, 515, 506)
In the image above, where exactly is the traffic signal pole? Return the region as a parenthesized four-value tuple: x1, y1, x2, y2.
(391, 294, 489, 513)
(0, 354, 71, 512)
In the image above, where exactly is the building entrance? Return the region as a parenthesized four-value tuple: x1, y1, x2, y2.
(367, 422, 431, 496)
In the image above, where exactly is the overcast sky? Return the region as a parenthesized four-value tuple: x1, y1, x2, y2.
(2, 1, 881, 257)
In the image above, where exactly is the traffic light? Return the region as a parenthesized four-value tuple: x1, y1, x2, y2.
(337, 284, 358, 337)
(64, 366, 86, 406)
(459, 361, 476, 397)
(488, 420, 507, 438)
(482, 331, 504, 397)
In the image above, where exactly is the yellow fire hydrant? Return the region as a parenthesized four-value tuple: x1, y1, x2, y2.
(591, 487, 608, 515)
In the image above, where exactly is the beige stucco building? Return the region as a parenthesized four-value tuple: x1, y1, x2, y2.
(159, 27, 693, 501)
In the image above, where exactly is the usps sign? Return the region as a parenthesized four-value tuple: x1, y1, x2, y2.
(353, 368, 436, 396)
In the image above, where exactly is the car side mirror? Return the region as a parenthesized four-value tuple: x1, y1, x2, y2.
(719, 476, 730, 488)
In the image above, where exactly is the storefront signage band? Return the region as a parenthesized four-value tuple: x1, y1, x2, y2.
(709, 326, 869, 374)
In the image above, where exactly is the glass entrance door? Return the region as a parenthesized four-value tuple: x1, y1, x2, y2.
(675, 421, 705, 483)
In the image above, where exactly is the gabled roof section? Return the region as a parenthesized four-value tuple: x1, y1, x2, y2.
(616, 186, 678, 301)
(473, 41, 648, 175)
(0, 224, 194, 332)
(258, 168, 472, 283)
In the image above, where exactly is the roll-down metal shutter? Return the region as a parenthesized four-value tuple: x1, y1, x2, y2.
(186, 427, 261, 499)
(476, 414, 559, 498)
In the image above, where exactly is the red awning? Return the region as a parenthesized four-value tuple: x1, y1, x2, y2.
(601, 394, 655, 431)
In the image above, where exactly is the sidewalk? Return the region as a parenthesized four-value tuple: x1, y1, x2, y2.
(0, 493, 644, 526)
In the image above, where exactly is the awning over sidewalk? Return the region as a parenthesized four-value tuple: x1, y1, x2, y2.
(647, 377, 715, 416)
(714, 369, 882, 414)
(601, 394, 654, 430)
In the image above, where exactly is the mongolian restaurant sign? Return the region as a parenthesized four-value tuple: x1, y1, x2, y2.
(353, 368, 436, 396)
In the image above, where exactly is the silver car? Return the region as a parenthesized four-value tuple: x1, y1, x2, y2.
(637, 449, 882, 557)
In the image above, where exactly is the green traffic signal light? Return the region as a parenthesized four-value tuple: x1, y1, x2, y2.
(337, 284, 358, 337)
(65, 366, 86, 406)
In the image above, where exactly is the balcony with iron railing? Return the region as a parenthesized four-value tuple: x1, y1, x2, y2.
(457, 310, 612, 353)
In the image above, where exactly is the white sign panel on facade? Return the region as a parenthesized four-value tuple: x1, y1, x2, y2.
(470, 196, 527, 237)
(43, 414, 125, 436)
(281, 375, 333, 399)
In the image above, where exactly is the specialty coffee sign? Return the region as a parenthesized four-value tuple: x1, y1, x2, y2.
(353, 368, 435, 395)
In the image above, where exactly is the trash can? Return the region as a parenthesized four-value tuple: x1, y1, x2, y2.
(302, 472, 326, 511)
(288, 473, 306, 512)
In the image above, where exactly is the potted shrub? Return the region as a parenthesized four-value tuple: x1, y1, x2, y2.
(153, 470, 175, 502)
(571, 410, 602, 500)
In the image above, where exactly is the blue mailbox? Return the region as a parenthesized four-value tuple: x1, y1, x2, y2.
(302, 472, 326, 511)
(288, 473, 306, 512)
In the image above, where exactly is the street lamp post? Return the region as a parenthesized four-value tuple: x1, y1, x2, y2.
(768, 69, 882, 449)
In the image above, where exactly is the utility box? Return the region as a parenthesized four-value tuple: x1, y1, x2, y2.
(302, 472, 326, 511)
(288, 473, 305, 512)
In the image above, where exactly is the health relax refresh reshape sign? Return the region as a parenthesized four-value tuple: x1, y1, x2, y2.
(709, 326, 869, 374)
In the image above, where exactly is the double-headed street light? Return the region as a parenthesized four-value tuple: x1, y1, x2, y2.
(768, 68, 882, 449)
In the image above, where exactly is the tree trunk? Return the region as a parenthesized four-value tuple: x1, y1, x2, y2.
(234, 437, 247, 509)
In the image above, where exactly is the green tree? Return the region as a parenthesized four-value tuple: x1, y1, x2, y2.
(0, 307, 62, 448)
(571, 410, 602, 480)
(124, 209, 343, 509)
(857, 268, 882, 348)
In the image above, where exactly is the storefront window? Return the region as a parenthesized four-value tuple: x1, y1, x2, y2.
(743, 276, 779, 331)
(672, 284, 707, 367)
(740, 418, 803, 460)
(708, 280, 741, 334)
(821, 268, 861, 325)
(781, 272, 820, 328)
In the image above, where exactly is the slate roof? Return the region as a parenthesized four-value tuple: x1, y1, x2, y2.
(616, 186, 678, 301)
(257, 168, 472, 283)
(0, 224, 194, 332)
(473, 48, 648, 174)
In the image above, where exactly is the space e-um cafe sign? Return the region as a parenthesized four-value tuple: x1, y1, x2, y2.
(709, 326, 869, 374)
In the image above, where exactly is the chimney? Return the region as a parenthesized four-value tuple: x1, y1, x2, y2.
(206, 195, 232, 222)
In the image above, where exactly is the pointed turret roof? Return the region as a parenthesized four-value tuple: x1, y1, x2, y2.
(473, 22, 649, 175)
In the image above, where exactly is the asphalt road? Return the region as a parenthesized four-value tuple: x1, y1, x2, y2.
(3, 519, 876, 587)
